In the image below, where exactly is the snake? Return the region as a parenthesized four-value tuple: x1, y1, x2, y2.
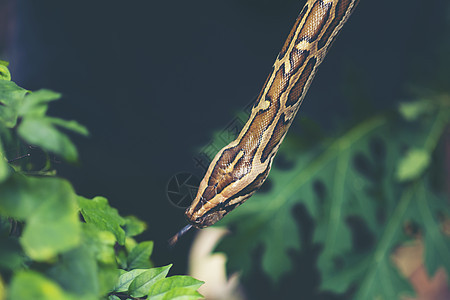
(170, 0, 360, 244)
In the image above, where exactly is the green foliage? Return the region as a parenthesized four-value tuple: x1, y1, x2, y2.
(0, 64, 203, 299)
(212, 93, 450, 299)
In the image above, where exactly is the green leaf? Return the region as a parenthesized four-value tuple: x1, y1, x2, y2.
(154, 287, 203, 300)
(0, 236, 25, 270)
(148, 276, 204, 300)
(46, 117, 89, 136)
(18, 117, 79, 162)
(216, 116, 387, 282)
(108, 295, 121, 300)
(396, 148, 431, 182)
(123, 215, 147, 237)
(127, 241, 154, 270)
(0, 80, 28, 128)
(18, 89, 61, 117)
(113, 269, 148, 292)
(0, 64, 11, 81)
(78, 196, 126, 245)
(0, 140, 10, 183)
(82, 223, 116, 265)
(128, 265, 171, 298)
(398, 100, 435, 121)
(47, 246, 99, 298)
(414, 187, 450, 277)
(8, 271, 75, 300)
(212, 98, 450, 298)
(0, 175, 81, 260)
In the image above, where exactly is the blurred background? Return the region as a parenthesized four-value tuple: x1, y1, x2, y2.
(1, 0, 448, 298)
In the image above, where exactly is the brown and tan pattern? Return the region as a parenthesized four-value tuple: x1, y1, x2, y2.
(185, 0, 360, 229)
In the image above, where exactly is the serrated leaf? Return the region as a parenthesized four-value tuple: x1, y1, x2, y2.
(127, 241, 154, 270)
(396, 148, 430, 182)
(9, 271, 75, 300)
(0, 175, 81, 260)
(114, 269, 148, 292)
(128, 265, 171, 298)
(413, 186, 450, 277)
(123, 215, 147, 237)
(216, 116, 387, 282)
(78, 196, 126, 245)
(148, 276, 204, 300)
(212, 94, 450, 299)
(18, 117, 79, 162)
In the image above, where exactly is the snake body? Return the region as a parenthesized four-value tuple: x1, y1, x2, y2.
(183, 0, 360, 231)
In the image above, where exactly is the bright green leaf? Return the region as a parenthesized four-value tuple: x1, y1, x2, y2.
(82, 223, 116, 265)
(47, 246, 99, 298)
(396, 148, 431, 182)
(18, 117, 79, 162)
(18, 89, 60, 117)
(0, 64, 10, 81)
(156, 287, 203, 300)
(123, 215, 147, 237)
(113, 269, 148, 292)
(47, 117, 89, 136)
(8, 271, 75, 300)
(108, 295, 121, 300)
(78, 196, 126, 245)
(128, 265, 171, 298)
(127, 241, 154, 270)
(0, 236, 25, 270)
(0, 80, 28, 128)
(398, 100, 434, 121)
(0, 140, 10, 183)
(148, 276, 204, 300)
(0, 175, 81, 260)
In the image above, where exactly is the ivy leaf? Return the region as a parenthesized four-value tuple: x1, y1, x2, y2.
(147, 276, 204, 300)
(127, 241, 154, 270)
(128, 265, 171, 298)
(0, 175, 81, 260)
(8, 271, 76, 300)
(78, 196, 126, 245)
(113, 269, 148, 292)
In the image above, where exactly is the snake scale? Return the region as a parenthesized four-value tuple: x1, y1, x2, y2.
(171, 0, 360, 243)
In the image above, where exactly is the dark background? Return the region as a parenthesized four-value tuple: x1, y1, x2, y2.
(1, 0, 447, 298)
